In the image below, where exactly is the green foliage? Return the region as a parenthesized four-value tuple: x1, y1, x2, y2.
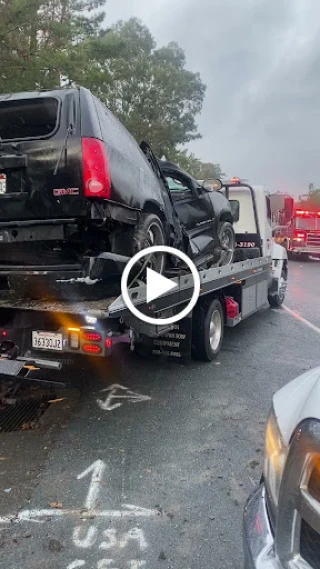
(169, 150, 224, 180)
(92, 19, 206, 157)
(191, 161, 224, 181)
(0, 7, 223, 177)
(0, 0, 110, 92)
(298, 184, 320, 210)
(306, 189, 320, 208)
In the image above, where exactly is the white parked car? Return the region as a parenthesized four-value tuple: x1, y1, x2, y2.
(243, 366, 320, 569)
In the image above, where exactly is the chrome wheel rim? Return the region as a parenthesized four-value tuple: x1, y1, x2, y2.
(220, 228, 232, 249)
(146, 222, 165, 273)
(279, 276, 287, 302)
(209, 309, 222, 351)
(219, 227, 234, 265)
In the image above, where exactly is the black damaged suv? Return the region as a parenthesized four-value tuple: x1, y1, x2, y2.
(0, 86, 235, 296)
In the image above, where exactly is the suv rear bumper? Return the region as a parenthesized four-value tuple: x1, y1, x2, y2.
(243, 484, 280, 569)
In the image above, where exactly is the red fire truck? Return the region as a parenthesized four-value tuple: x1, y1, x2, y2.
(273, 204, 320, 260)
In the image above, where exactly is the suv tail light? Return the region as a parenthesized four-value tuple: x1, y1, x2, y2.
(293, 229, 307, 241)
(82, 138, 111, 198)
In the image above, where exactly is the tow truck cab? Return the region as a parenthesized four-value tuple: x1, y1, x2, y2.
(220, 178, 273, 259)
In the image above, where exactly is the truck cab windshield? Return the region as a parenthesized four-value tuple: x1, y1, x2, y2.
(294, 217, 320, 230)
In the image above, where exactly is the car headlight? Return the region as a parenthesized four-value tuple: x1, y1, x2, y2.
(264, 405, 288, 509)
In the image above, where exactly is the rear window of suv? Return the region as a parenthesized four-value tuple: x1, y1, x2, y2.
(0, 97, 60, 141)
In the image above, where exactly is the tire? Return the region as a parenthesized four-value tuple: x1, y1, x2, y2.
(192, 297, 224, 361)
(218, 222, 236, 265)
(133, 213, 166, 274)
(269, 269, 287, 307)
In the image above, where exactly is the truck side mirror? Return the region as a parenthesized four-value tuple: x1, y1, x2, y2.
(202, 179, 222, 192)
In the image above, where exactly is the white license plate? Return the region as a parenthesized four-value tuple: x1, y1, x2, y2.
(32, 331, 63, 351)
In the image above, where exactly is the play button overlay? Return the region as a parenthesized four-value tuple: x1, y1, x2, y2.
(121, 245, 201, 326)
(146, 267, 178, 303)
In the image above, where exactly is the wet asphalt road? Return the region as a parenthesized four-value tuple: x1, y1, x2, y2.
(0, 259, 319, 569)
(285, 256, 320, 328)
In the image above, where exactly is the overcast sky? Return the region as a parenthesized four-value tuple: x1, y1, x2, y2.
(104, 0, 320, 194)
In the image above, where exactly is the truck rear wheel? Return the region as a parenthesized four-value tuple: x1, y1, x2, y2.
(192, 297, 224, 361)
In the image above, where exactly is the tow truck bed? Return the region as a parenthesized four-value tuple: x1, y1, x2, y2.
(0, 256, 270, 320)
(0, 256, 275, 383)
(0, 295, 118, 319)
(109, 256, 271, 319)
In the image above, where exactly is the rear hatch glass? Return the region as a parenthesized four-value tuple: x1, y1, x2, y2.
(0, 92, 86, 224)
(0, 97, 59, 141)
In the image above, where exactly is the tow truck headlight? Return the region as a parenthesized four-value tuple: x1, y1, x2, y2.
(264, 406, 288, 508)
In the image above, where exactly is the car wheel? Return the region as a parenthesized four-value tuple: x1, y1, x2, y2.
(218, 222, 236, 265)
(133, 213, 166, 274)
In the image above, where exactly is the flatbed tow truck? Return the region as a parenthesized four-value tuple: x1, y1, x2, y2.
(0, 180, 288, 387)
